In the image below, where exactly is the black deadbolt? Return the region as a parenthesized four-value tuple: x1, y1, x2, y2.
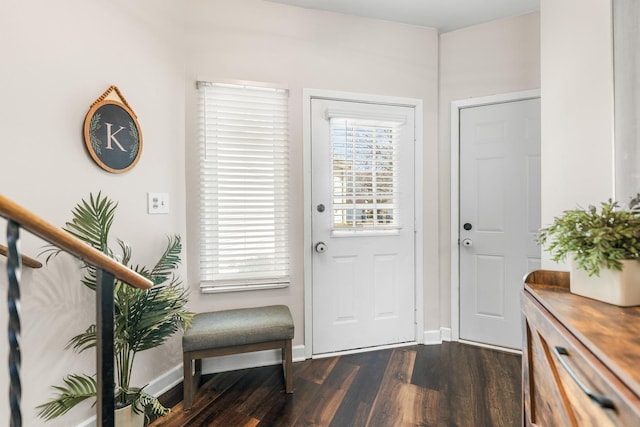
(463, 223, 472, 231)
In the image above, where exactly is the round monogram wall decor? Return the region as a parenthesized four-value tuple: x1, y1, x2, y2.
(83, 86, 142, 173)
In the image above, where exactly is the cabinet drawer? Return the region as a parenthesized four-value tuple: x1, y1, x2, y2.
(522, 294, 640, 426)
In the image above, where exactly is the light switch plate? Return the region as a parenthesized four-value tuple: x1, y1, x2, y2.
(148, 192, 169, 214)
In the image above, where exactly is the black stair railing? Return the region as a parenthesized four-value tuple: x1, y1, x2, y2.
(0, 194, 152, 427)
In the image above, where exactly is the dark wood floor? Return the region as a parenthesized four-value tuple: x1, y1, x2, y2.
(150, 342, 521, 427)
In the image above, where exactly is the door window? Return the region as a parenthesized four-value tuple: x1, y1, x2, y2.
(330, 117, 402, 233)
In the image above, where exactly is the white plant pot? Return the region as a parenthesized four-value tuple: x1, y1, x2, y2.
(570, 259, 640, 306)
(115, 405, 145, 427)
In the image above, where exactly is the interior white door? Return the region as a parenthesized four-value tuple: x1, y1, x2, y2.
(311, 98, 416, 355)
(459, 98, 541, 350)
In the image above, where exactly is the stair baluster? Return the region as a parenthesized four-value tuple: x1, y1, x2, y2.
(7, 220, 22, 427)
(96, 269, 115, 427)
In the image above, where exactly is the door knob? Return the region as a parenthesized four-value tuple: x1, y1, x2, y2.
(462, 239, 473, 247)
(315, 242, 327, 253)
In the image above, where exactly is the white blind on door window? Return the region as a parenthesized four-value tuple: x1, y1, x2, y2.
(330, 117, 402, 232)
(198, 81, 289, 292)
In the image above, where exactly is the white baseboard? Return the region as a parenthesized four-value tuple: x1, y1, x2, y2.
(146, 364, 184, 397)
(423, 329, 441, 345)
(423, 328, 452, 345)
(440, 327, 452, 342)
(201, 345, 306, 374)
(77, 345, 306, 426)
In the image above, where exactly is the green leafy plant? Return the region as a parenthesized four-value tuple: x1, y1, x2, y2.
(89, 113, 102, 155)
(37, 192, 193, 421)
(538, 197, 640, 277)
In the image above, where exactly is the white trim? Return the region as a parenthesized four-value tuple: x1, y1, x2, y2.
(450, 89, 540, 344)
(423, 330, 443, 345)
(202, 345, 307, 373)
(195, 77, 289, 91)
(422, 327, 452, 345)
(325, 107, 407, 124)
(303, 88, 424, 359)
(146, 364, 184, 399)
(77, 415, 96, 426)
(200, 282, 289, 294)
(440, 327, 452, 342)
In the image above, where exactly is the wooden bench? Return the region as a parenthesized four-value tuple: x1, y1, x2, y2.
(182, 305, 295, 410)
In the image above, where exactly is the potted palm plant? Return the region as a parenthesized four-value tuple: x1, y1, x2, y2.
(37, 192, 193, 425)
(537, 195, 640, 306)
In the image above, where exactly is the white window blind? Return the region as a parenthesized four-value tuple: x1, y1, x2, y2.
(329, 117, 402, 232)
(198, 81, 289, 293)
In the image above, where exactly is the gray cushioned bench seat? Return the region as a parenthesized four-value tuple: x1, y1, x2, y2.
(183, 305, 294, 351)
(182, 305, 294, 410)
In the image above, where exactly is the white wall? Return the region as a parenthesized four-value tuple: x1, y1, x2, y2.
(183, 1, 440, 345)
(540, 0, 615, 269)
(0, 1, 186, 425)
(438, 13, 541, 328)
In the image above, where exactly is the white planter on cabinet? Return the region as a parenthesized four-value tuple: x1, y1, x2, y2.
(571, 259, 640, 306)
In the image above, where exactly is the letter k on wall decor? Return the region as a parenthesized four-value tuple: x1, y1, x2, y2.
(83, 85, 143, 173)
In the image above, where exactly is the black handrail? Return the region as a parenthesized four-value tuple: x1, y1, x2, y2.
(0, 195, 152, 427)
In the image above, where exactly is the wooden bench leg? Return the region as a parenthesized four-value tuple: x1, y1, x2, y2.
(283, 339, 293, 393)
(195, 358, 202, 386)
(183, 352, 193, 410)
(183, 352, 202, 410)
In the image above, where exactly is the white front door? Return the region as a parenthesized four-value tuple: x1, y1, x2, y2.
(459, 98, 541, 350)
(311, 98, 416, 355)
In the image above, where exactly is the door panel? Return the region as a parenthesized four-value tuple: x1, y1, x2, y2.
(459, 98, 541, 349)
(475, 255, 505, 317)
(311, 98, 415, 355)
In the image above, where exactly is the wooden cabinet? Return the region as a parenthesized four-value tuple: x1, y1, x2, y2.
(522, 270, 640, 426)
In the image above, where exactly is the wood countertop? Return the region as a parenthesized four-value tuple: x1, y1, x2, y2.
(524, 270, 640, 400)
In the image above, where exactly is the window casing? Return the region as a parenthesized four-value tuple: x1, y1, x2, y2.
(198, 81, 289, 293)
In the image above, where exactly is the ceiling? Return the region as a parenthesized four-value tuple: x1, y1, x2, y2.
(266, 0, 540, 33)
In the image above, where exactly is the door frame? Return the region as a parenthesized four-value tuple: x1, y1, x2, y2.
(303, 88, 424, 359)
(450, 89, 540, 350)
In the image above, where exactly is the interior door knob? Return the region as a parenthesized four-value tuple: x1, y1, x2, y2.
(462, 239, 473, 247)
(315, 242, 327, 253)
